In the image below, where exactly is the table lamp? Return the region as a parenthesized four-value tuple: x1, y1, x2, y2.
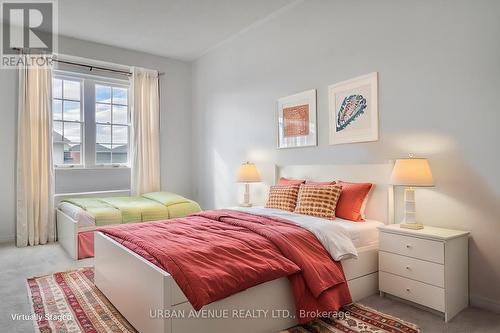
(390, 156, 434, 229)
(237, 162, 262, 207)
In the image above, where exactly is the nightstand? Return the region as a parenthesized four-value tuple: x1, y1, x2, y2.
(378, 224, 469, 322)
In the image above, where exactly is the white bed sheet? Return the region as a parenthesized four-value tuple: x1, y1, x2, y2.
(232, 206, 383, 261)
(333, 218, 383, 248)
(58, 202, 96, 230)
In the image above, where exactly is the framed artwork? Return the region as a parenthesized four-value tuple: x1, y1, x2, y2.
(277, 89, 317, 149)
(329, 72, 378, 145)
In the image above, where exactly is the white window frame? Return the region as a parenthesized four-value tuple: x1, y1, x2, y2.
(93, 79, 131, 167)
(52, 75, 85, 168)
(52, 70, 131, 169)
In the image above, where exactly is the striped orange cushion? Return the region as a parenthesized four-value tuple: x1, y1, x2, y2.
(265, 185, 300, 211)
(294, 184, 342, 220)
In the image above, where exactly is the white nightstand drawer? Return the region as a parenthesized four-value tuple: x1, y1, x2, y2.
(379, 232, 444, 264)
(378, 225, 470, 322)
(379, 251, 444, 287)
(379, 272, 445, 312)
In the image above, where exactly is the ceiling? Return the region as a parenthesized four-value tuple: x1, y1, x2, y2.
(57, 0, 295, 61)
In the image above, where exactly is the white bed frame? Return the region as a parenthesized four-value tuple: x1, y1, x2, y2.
(95, 163, 394, 333)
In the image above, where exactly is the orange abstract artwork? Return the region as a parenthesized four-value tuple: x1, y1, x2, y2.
(283, 104, 309, 137)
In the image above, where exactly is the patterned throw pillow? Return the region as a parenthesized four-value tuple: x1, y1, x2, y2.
(265, 185, 300, 211)
(294, 184, 342, 220)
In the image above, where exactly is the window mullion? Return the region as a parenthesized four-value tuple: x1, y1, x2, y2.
(84, 79, 96, 168)
(110, 95, 114, 164)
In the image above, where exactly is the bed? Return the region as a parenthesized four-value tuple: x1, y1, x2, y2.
(57, 192, 201, 260)
(94, 163, 394, 333)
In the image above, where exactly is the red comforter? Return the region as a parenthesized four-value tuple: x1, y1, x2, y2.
(99, 209, 352, 323)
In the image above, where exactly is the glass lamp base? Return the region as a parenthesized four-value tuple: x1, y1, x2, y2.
(400, 223, 424, 230)
(240, 183, 252, 207)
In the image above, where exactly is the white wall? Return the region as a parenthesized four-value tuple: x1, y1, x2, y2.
(0, 35, 193, 242)
(192, 0, 500, 309)
(0, 49, 17, 243)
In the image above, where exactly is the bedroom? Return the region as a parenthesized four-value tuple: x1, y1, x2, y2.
(0, 0, 499, 332)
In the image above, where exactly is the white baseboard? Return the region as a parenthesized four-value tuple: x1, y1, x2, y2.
(0, 235, 15, 244)
(470, 294, 500, 314)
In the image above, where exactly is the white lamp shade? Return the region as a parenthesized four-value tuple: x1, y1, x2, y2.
(237, 162, 261, 183)
(390, 158, 434, 187)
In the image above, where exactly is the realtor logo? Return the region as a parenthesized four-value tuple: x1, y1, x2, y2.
(1, 0, 57, 67)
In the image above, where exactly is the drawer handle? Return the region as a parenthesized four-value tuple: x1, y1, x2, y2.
(405, 244, 412, 249)
(406, 288, 411, 292)
(405, 266, 411, 270)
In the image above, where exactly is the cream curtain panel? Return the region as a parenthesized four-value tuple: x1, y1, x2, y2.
(16, 55, 55, 247)
(130, 67, 161, 195)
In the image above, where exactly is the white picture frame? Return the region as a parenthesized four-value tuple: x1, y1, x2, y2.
(329, 72, 379, 145)
(277, 89, 317, 149)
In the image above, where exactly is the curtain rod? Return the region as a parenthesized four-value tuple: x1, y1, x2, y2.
(54, 58, 133, 76)
(11, 48, 165, 77)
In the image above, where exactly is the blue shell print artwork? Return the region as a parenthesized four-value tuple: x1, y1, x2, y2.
(336, 94, 367, 132)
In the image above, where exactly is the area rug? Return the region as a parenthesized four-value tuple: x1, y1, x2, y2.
(27, 267, 419, 333)
(280, 303, 420, 333)
(27, 267, 137, 333)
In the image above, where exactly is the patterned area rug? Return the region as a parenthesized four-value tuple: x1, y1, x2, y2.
(280, 303, 420, 333)
(27, 267, 137, 333)
(27, 267, 419, 333)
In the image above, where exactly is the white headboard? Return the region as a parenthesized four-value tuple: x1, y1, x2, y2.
(276, 163, 394, 224)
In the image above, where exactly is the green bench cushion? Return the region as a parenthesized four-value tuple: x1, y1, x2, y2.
(61, 192, 201, 226)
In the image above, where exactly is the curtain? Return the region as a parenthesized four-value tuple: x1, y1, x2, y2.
(130, 67, 161, 195)
(16, 55, 55, 247)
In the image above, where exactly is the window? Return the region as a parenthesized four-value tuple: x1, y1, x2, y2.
(95, 85, 129, 164)
(52, 72, 130, 168)
(52, 78, 83, 166)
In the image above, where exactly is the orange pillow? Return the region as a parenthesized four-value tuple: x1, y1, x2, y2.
(265, 185, 300, 211)
(305, 180, 336, 185)
(294, 184, 342, 220)
(335, 181, 373, 221)
(278, 177, 305, 185)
